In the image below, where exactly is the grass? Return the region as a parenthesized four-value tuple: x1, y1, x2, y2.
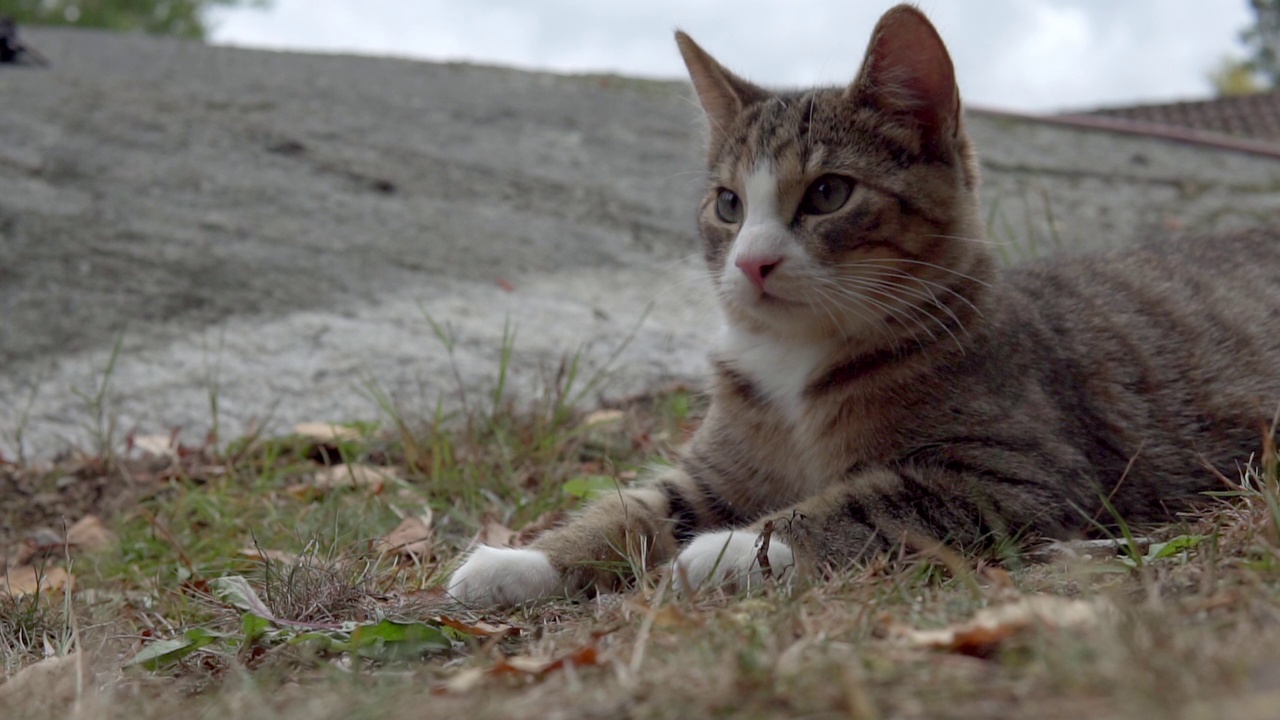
(4, 351, 1280, 720)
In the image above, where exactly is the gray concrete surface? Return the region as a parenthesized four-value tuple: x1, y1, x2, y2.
(3, 28, 1280, 458)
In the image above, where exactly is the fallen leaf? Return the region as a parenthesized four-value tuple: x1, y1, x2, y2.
(470, 510, 565, 549)
(439, 666, 487, 694)
(516, 510, 567, 546)
(650, 604, 696, 630)
(9, 527, 64, 566)
(1, 565, 72, 597)
(238, 547, 300, 564)
(124, 627, 225, 670)
(980, 565, 1015, 590)
(292, 422, 360, 442)
(1032, 537, 1152, 562)
(492, 644, 600, 676)
(438, 615, 519, 638)
(210, 575, 343, 631)
(473, 514, 519, 548)
(377, 512, 434, 559)
(132, 434, 177, 458)
(562, 475, 619, 501)
(347, 618, 451, 659)
(436, 644, 596, 694)
(298, 464, 395, 494)
(892, 595, 1108, 658)
(495, 277, 516, 293)
(582, 409, 624, 427)
(66, 515, 115, 553)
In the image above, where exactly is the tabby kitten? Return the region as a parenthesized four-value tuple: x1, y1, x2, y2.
(448, 5, 1280, 606)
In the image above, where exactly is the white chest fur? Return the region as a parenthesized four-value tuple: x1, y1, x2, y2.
(722, 325, 832, 426)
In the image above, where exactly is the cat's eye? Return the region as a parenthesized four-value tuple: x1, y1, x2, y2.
(715, 188, 743, 224)
(800, 174, 854, 216)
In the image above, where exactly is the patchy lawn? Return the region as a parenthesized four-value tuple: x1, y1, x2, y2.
(3, 378, 1280, 720)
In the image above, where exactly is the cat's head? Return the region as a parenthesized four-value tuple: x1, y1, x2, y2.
(677, 5, 988, 346)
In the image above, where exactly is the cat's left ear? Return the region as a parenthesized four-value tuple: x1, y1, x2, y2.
(675, 31, 769, 143)
(848, 5, 961, 155)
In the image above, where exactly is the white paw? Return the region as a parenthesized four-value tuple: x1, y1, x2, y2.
(446, 546, 562, 607)
(674, 530, 794, 596)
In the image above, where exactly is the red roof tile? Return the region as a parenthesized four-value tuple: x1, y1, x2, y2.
(1083, 92, 1280, 143)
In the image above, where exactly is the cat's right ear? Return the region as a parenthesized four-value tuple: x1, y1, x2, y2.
(675, 31, 768, 142)
(848, 5, 961, 157)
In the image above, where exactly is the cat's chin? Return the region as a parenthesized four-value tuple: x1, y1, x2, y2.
(722, 276, 880, 341)
(722, 299, 831, 342)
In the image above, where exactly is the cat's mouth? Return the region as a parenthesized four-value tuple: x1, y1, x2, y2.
(757, 291, 799, 306)
(728, 285, 807, 319)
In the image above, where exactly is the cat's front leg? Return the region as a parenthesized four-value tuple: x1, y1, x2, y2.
(674, 466, 1012, 595)
(448, 474, 692, 607)
(672, 528, 797, 595)
(672, 475, 896, 596)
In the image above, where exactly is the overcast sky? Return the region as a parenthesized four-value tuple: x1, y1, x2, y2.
(209, 1, 1252, 114)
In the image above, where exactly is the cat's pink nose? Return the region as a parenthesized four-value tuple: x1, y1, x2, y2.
(735, 255, 783, 292)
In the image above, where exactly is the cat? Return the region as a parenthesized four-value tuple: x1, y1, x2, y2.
(447, 4, 1280, 606)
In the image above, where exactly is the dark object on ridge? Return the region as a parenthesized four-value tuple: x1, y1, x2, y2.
(1, 16, 50, 66)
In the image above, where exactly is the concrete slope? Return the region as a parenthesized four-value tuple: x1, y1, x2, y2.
(2, 29, 1279, 457)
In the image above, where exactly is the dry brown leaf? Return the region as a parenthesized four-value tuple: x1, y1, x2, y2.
(306, 464, 396, 493)
(437, 642, 601, 694)
(492, 645, 600, 676)
(473, 514, 519, 548)
(470, 510, 565, 550)
(582, 409, 625, 427)
(438, 615, 519, 638)
(376, 512, 434, 559)
(650, 604, 697, 630)
(516, 510, 567, 546)
(892, 595, 1109, 658)
(1, 565, 72, 597)
(9, 527, 64, 567)
(980, 565, 1015, 590)
(238, 547, 301, 564)
(66, 515, 115, 553)
(292, 422, 361, 442)
(438, 666, 487, 694)
(132, 434, 177, 458)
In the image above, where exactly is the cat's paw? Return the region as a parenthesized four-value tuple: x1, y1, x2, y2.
(673, 530, 794, 595)
(446, 546, 562, 607)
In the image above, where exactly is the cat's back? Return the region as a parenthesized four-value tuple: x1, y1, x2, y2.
(1006, 228, 1280, 345)
(1001, 227, 1280, 440)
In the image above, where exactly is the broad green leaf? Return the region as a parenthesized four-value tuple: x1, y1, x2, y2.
(563, 475, 618, 500)
(125, 627, 224, 670)
(1147, 535, 1207, 560)
(241, 612, 271, 644)
(347, 619, 451, 659)
(211, 575, 274, 617)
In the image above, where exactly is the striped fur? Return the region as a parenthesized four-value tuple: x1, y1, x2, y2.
(448, 5, 1280, 604)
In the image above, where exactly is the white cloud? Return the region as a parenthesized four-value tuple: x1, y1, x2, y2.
(209, 0, 1253, 113)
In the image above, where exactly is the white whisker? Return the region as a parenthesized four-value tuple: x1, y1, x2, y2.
(807, 273, 968, 354)
(839, 257, 993, 288)
(855, 266, 985, 318)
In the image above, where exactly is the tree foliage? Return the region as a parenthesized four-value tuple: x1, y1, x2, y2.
(1242, 0, 1280, 87)
(1215, 0, 1280, 95)
(0, 0, 268, 40)
(1211, 57, 1263, 97)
